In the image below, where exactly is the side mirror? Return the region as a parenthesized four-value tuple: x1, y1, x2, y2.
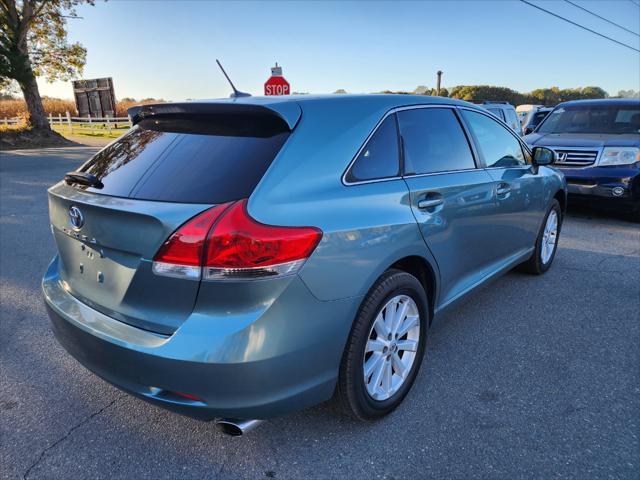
(523, 126, 535, 135)
(532, 146, 555, 166)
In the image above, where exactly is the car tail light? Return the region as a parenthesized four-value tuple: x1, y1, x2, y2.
(152, 199, 322, 281)
(151, 203, 232, 280)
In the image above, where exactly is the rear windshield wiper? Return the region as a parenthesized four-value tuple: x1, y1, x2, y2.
(64, 171, 104, 189)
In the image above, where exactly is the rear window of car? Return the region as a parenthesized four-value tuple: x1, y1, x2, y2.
(530, 111, 550, 127)
(76, 115, 290, 204)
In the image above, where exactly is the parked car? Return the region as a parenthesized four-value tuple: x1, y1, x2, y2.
(480, 101, 521, 133)
(516, 104, 544, 121)
(525, 98, 640, 218)
(521, 107, 553, 135)
(43, 95, 566, 435)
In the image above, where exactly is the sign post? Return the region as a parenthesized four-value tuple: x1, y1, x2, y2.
(264, 63, 290, 96)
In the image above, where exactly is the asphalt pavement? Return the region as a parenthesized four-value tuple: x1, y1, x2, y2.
(1, 147, 638, 480)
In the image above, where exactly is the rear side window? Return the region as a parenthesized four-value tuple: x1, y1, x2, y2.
(397, 108, 476, 175)
(487, 108, 505, 121)
(346, 114, 400, 182)
(77, 115, 290, 204)
(505, 108, 520, 129)
(461, 109, 526, 168)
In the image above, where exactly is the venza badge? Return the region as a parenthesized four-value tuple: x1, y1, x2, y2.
(68, 206, 84, 230)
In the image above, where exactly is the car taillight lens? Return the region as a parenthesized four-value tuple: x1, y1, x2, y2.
(152, 199, 322, 281)
(151, 203, 232, 280)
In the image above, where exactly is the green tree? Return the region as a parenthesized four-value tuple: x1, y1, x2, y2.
(426, 87, 448, 97)
(579, 86, 608, 100)
(0, 0, 93, 129)
(449, 85, 525, 105)
(617, 89, 639, 98)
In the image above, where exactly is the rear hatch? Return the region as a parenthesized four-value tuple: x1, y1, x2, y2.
(48, 103, 295, 334)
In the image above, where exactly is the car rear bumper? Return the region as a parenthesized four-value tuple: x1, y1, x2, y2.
(43, 256, 359, 420)
(560, 164, 640, 210)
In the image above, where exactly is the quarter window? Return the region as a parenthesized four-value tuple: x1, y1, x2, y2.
(346, 114, 400, 182)
(505, 108, 520, 130)
(461, 110, 526, 168)
(397, 108, 476, 175)
(487, 108, 505, 121)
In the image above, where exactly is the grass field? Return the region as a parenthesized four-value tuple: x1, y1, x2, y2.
(51, 123, 129, 139)
(0, 123, 130, 139)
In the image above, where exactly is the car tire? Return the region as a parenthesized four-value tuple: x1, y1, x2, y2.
(337, 269, 429, 421)
(519, 199, 562, 275)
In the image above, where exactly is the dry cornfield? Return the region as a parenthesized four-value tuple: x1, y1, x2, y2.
(0, 98, 162, 119)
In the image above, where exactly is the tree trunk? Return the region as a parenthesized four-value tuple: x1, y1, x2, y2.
(19, 72, 50, 131)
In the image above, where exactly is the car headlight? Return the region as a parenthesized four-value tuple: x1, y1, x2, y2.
(599, 147, 640, 166)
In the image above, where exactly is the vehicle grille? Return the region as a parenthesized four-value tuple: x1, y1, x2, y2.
(553, 149, 599, 167)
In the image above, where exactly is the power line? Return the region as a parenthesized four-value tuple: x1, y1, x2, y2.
(628, 0, 640, 8)
(520, 0, 640, 53)
(564, 0, 639, 37)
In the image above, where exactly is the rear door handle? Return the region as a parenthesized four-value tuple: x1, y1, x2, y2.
(496, 183, 511, 197)
(417, 198, 444, 209)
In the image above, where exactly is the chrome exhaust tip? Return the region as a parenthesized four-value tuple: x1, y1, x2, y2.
(215, 418, 263, 436)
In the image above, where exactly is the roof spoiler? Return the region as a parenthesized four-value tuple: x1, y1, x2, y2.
(127, 102, 301, 130)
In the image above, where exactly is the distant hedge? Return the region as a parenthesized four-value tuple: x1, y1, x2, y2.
(447, 85, 608, 106)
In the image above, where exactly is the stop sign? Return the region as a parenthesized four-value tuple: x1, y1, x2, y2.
(264, 75, 290, 96)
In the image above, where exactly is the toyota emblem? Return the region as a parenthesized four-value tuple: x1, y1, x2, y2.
(69, 206, 84, 230)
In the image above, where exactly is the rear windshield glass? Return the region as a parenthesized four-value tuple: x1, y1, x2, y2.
(75, 115, 290, 204)
(537, 104, 640, 134)
(530, 111, 550, 128)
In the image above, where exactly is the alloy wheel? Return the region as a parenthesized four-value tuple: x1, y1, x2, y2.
(541, 210, 558, 264)
(363, 295, 421, 401)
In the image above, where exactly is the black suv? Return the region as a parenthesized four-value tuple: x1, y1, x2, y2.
(525, 98, 640, 219)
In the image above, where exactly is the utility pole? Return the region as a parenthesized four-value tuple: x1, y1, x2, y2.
(436, 70, 443, 96)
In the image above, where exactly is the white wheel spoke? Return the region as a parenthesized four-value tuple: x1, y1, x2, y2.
(397, 314, 419, 338)
(366, 338, 387, 353)
(397, 339, 418, 352)
(391, 353, 407, 379)
(391, 300, 409, 334)
(373, 312, 389, 338)
(382, 360, 392, 395)
(364, 352, 383, 379)
(369, 355, 386, 392)
(383, 303, 395, 334)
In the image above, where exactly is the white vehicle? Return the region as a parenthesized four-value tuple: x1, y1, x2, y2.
(480, 102, 521, 134)
(516, 104, 544, 122)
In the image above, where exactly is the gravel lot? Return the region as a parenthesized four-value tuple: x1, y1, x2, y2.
(1, 147, 639, 480)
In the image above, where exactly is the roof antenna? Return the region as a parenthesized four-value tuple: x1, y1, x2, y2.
(216, 59, 251, 98)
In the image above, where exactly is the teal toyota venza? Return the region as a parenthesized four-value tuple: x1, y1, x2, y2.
(43, 95, 566, 435)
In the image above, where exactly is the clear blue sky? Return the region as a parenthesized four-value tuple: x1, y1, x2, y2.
(38, 0, 640, 101)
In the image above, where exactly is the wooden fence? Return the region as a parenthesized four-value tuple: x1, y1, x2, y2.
(2, 112, 132, 135)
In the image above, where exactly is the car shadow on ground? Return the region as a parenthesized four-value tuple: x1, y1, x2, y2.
(566, 203, 638, 224)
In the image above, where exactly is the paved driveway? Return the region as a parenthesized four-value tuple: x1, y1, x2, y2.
(1, 147, 638, 479)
